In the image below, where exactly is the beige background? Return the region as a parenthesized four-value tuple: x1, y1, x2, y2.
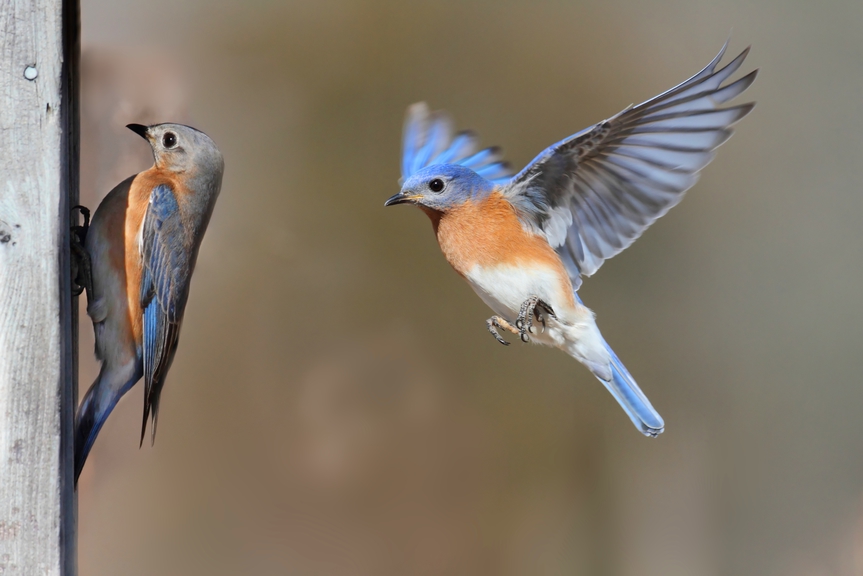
(76, 1, 863, 575)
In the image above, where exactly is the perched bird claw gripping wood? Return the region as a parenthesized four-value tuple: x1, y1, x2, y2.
(70, 205, 92, 297)
(386, 42, 757, 437)
(74, 123, 224, 482)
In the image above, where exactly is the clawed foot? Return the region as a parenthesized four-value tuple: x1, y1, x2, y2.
(515, 296, 557, 342)
(486, 316, 519, 346)
(486, 296, 557, 345)
(71, 206, 92, 298)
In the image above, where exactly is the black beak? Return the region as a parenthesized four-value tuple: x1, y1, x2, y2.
(384, 192, 415, 207)
(126, 123, 149, 139)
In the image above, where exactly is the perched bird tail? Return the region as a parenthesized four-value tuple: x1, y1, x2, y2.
(594, 340, 665, 437)
(74, 363, 141, 483)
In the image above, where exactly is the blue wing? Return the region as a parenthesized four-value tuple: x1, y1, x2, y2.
(139, 183, 190, 445)
(401, 102, 513, 186)
(503, 42, 757, 289)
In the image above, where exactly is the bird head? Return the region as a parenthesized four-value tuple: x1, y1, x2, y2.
(127, 123, 224, 176)
(385, 164, 495, 214)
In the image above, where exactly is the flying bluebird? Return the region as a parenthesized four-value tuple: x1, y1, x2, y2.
(74, 123, 224, 481)
(385, 43, 756, 437)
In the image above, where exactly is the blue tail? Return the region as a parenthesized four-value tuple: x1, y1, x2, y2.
(571, 293, 664, 436)
(596, 341, 665, 437)
(75, 364, 141, 483)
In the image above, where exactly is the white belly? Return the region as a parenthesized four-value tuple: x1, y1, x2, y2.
(464, 263, 565, 321)
(464, 263, 611, 377)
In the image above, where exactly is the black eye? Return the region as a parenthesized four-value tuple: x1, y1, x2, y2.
(162, 132, 177, 148)
(428, 178, 444, 192)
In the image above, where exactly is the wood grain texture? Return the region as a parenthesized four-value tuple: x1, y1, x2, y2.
(0, 0, 78, 574)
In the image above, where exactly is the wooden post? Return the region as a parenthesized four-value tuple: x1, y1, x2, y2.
(0, 0, 79, 574)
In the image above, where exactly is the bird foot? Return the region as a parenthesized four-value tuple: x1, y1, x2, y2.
(486, 316, 519, 346)
(514, 296, 557, 342)
(71, 205, 92, 298)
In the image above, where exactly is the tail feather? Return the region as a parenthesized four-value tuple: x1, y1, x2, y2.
(569, 292, 664, 436)
(74, 364, 141, 483)
(596, 341, 665, 436)
(139, 389, 162, 448)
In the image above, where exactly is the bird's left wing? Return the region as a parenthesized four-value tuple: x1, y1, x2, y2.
(139, 183, 191, 444)
(503, 43, 757, 288)
(401, 102, 513, 185)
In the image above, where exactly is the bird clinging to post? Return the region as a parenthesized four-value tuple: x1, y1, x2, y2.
(74, 123, 224, 481)
(385, 42, 757, 436)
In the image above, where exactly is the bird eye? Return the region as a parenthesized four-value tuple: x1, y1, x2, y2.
(162, 132, 177, 148)
(428, 178, 444, 192)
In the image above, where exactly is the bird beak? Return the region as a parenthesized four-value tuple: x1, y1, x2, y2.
(126, 123, 150, 140)
(384, 192, 420, 207)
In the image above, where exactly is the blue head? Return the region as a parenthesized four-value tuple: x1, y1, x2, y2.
(385, 164, 496, 213)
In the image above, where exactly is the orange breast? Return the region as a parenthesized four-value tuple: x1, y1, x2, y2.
(430, 192, 575, 305)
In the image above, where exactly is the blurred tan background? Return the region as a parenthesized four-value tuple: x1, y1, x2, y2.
(75, 1, 863, 575)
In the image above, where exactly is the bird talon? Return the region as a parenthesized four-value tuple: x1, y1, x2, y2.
(537, 300, 557, 321)
(487, 316, 519, 346)
(70, 206, 93, 299)
(517, 295, 547, 340)
(517, 295, 557, 339)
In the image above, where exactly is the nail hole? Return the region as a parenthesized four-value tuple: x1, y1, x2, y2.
(23, 66, 37, 80)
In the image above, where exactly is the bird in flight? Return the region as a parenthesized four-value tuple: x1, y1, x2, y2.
(385, 42, 757, 437)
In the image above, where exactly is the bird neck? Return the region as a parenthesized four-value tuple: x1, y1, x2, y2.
(420, 206, 443, 234)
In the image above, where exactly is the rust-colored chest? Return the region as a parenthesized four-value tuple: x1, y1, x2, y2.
(124, 169, 181, 337)
(430, 192, 568, 278)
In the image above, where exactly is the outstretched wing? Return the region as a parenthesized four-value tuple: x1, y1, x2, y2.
(139, 183, 191, 445)
(401, 102, 513, 185)
(504, 42, 757, 289)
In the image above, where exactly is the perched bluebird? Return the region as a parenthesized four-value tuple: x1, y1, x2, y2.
(74, 123, 224, 481)
(385, 43, 756, 436)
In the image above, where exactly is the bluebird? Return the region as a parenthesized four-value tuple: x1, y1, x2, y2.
(74, 123, 224, 481)
(385, 43, 756, 437)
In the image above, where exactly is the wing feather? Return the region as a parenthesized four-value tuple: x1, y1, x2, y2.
(503, 43, 757, 288)
(139, 183, 190, 444)
(400, 103, 514, 186)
